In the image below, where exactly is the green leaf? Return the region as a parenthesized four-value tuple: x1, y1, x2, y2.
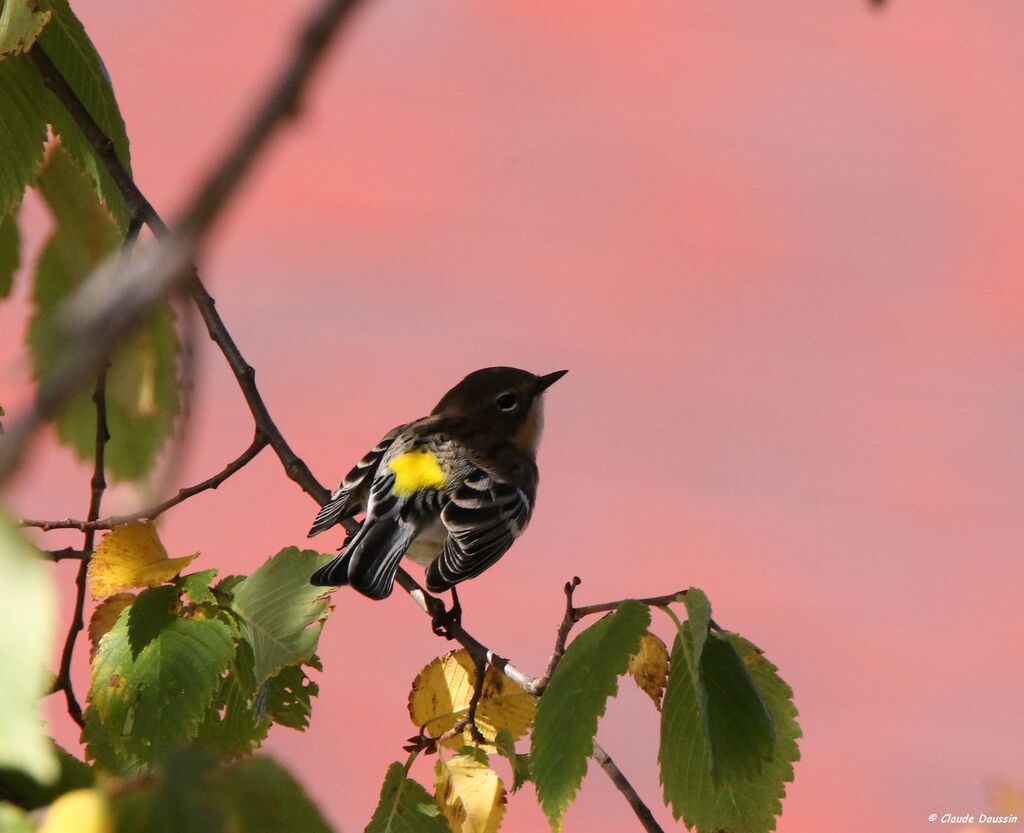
(126, 585, 178, 658)
(0, 514, 58, 783)
(366, 762, 452, 833)
(196, 640, 268, 760)
(0, 209, 19, 297)
(0, 56, 48, 221)
(29, 145, 180, 481)
(84, 598, 236, 774)
(228, 548, 333, 686)
(701, 632, 775, 782)
(531, 600, 649, 830)
(36, 0, 131, 231)
(263, 663, 319, 731)
(0, 0, 51, 57)
(671, 589, 775, 785)
(660, 633, 801, 833)
(178, 568, 219, 605)
(113, 751, 332, 833)
(493, 730, 531, 794)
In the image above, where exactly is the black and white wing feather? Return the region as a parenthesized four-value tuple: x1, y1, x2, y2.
(426, 467, 534, 592)
(307, 425, 405, 537)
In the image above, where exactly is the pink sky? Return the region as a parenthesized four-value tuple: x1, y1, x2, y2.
(4, 1, 1024, 831)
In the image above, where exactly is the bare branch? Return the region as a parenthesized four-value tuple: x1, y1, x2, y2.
(592, 741, 667, 833)
(531, 576, 582, 695)
(52, 367, 110, 727)
(47, 548, 87, 561)
(573, 589, 688, 620)
(21, 432, 269, 532)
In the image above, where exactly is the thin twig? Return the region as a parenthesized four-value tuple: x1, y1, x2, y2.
(573, 589, 687, 620)
(592, 741, 666, 833)
(21, 432, 269, 531)
(531, 576, 581, 695)
(53, 367, 110, 727)
(0, 0, 366, 485)
(47, 548, 87, 561)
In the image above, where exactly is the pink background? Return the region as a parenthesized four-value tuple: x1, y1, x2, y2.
(4, 2, 1024, 831)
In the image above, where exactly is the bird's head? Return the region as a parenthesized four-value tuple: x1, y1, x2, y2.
(432, 366, 568, 454)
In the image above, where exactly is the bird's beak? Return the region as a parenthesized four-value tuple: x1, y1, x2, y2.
(536, 369, 568, 393)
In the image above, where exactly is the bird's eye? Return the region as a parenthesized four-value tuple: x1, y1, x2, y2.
(495, 392, 518, 412)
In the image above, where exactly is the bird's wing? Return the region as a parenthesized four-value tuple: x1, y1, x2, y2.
(307, 424, 406, 536)
(427, 466, 534, 592)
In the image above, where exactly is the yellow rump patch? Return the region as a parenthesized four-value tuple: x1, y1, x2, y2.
(389, 450, 446, 496)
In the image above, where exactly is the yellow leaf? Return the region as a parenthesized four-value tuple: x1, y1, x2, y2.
(628, 631, 669, 710)
(38, 789, 112, 833)
(87, 593, 134, 657)
(435, 755, 507, 833)
(88, 522, 197, 600)
(409, 650, 536, 749)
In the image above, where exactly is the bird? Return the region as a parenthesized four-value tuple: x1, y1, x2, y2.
(308, 367, 567, 605)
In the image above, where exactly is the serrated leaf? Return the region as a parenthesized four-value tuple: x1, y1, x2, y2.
(84, 603, 236, 773)
(37, 788, 111, 833)
(701, 631, 775, 782)
(195, 640, 268, 760)
(0, 0, 51, 57)
(366, 762, 452, 833)
(112, 751, 332, 833)
(672, 590, 775, 785)
(88, 522, 197, 599)
(29, 147, 179, 481)
(36, 0, 131, 231)
(628, 631, 669, 710)
(531, 600, 649, 831)
(87, 592, 134, 657)
(660, 633, 800, 833)
(0, 207, 19, 297)
(435, 754, 506, 833)
(228, 548, 332, 686)
(177, 568, 218, 605)
(0, 56, 48, 221)
(0, 514, 58, 783)
(126, 585, 178, 658)
(409, 650, 536, 750)
(264, 663, 319, 731)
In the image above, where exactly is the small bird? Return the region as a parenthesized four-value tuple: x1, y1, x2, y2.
(309, 367, 567, 603)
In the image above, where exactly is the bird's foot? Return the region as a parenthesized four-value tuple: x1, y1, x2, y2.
(430, 588, 462, 639)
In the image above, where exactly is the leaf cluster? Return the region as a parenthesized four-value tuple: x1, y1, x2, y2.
(368, 591, 800, 833)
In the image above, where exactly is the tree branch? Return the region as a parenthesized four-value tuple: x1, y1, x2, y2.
(52, 367, 110, 727)
(592, 741, 666, 833)
(21, 431, 269, 532)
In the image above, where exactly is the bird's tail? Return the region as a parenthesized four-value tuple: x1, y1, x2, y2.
(311, 549, 354, 587)
(345, 516, 419, 600)
(310, 517, 418, 599)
